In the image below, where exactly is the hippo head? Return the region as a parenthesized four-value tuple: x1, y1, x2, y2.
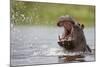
(57, 15, 75, 37)
(57, 15, 75, 27)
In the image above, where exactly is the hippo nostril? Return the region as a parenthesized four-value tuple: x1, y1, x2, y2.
(57, 23, 60, 26)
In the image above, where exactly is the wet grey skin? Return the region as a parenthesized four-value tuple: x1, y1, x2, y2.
(57, 15, 91, 52)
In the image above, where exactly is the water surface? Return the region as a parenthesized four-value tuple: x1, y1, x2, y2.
(10, 26, 95, 66)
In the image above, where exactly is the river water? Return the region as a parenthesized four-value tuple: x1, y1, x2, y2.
(10, 26, 95, 66)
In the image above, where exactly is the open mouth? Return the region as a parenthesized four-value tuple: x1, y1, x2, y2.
(64, 22, 73, 36)
(57, 22, 74, 50)
(57, 21, 74, 41)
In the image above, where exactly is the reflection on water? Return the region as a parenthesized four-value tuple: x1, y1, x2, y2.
(10, 26, 95, 66)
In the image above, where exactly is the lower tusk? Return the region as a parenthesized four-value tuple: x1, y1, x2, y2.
(58, 35, 61, 41)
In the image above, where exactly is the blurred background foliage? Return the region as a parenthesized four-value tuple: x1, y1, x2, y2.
(11, 0, 95, 27)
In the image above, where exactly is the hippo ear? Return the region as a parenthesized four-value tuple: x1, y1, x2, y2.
(81, 24, 84, 30)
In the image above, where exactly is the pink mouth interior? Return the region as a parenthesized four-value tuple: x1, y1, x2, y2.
(64, 22, 73, 35)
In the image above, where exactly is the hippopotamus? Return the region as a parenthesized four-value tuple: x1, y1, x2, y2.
(57, 15, 91, 52)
